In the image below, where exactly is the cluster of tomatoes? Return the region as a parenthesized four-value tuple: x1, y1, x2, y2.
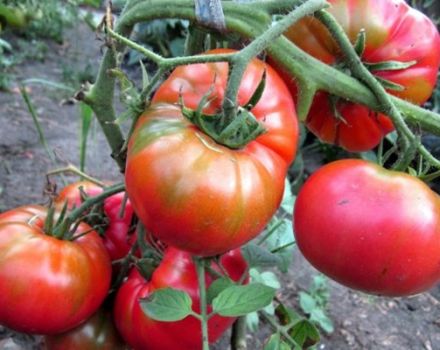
(2, 0, 440, 349)
(0, 180, 249, 349)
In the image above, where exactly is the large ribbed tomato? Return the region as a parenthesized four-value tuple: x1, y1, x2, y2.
(0, 205, 111, 334)
(279, 0, 440, 151)
(113, 247, 248, 350)
(294, 159, 440, 296)
(125, 49, 298, 256)
(55, 181, 136, 261)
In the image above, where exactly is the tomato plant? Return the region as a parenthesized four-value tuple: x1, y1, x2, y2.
(55, 181, 136, 261)
(294, 159, 440, 296)
(279, 0, 440, 151)
(113, 247, 248, 350)
(45, 308, 127, 350)
(0, 205, 112, 334)
(125, 49, 299, 256)
(5, 0, 440, 348)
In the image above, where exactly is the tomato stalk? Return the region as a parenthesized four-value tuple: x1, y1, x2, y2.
(260, 311, 300, 348)
(231, 317, 247, 350)
(194, 257, 210, 350)
(84, 0, 440, 171)
(220, 0, 327, 125)
(53, 183, 125, 239)
(46, 164, 105, 187)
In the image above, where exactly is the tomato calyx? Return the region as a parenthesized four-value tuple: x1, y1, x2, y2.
(180, 73, 267, 149)
(336, 28, 418, 93)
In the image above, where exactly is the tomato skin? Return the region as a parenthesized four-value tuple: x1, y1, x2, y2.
(278, 0, 440, 152)
(45, 308, 127, 350)
(126, 49, 298, 256)
(113, 247, 248, 350)
(55, 182, 136, 261)
(0, 205, 112, 334)
(294, 159, 440, 296)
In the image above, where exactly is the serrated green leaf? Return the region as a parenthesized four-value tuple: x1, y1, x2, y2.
(264, 219, 295, 273)
(275, 303, 302, 326)
(264, 333, 292, 350)
(250, 269, 280, 290)
(299, 292, 317, 314)
(359, 151, 377, 162)
(79, 102, 93, 172)
(0, 38, 12, 51)
(408, 167, 418, 177)
(281, 178, 295, 213)
(242, 244, 281, 269)
(140, 60, 149, 89)
(289, 319, 320, 348)
(310, 309, 334, 334)
(207, 277, 234, 304)
(140, 288, 193, 321)
(212, 283, 276, 317)
(385, 131, 398, 145)
(246, 311, 259, 332)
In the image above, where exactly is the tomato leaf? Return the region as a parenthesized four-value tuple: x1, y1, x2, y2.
(246, 311, 260, 332)
(263, 218, 295, 273)
(250, 269, 281, 289)
(207, 277, 234, 304)
(140, 288, 193, 321)
(263, 333, 293, 350)
(212, 283, 276, 317)
(275, 303, 302, 326)
(281, 178, 295, 214)
(289, 319, 320, 348)
(310, 308, 334, 334)
(242, 243, 282, 268)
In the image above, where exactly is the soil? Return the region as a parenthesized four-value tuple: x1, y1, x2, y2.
(1, 23, 440, 350)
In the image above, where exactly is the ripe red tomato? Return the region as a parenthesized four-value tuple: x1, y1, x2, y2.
(278, 0, 440, 151)
(45, 308, 127, 350)
(294, 159, 440, 296)
(113, 247, 248, 350)
(55, 181, 136, 261)
(126, 49, 299, 256)
(0, 205, 112, 334)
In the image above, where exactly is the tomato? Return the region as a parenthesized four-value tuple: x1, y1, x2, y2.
(55, 181, 136, 261)
(126, 48, 299, 256)
(0, 205, 111, 334)
(278, 0, 440, 152)
(45, 308, 127, 350)
(294, 159, 440, 296)
(113, 247, 248, 350)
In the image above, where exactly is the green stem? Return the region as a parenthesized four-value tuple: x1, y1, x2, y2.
(195, 257, 210, 350)
(54, 183, 125, 239)
(260, 311, 300, 348)
(231, 317, 247, 350)
(88, 0, 440, 170)
(46, 164, 105, 186)
(222, 0, 327, 123)
(116, 0, 440, 135)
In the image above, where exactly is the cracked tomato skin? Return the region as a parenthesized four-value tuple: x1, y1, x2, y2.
(294, 159, 440, 296)
(126, 49, 299, 256)
(113, 247, 248, 350)
(45, 308, 127, 350)
(55, 181, 136, 261)
(0, 205, 111, 334)
(279, 0, 440, 152)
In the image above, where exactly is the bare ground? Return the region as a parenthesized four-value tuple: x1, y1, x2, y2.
(1, 24, 440, 350)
